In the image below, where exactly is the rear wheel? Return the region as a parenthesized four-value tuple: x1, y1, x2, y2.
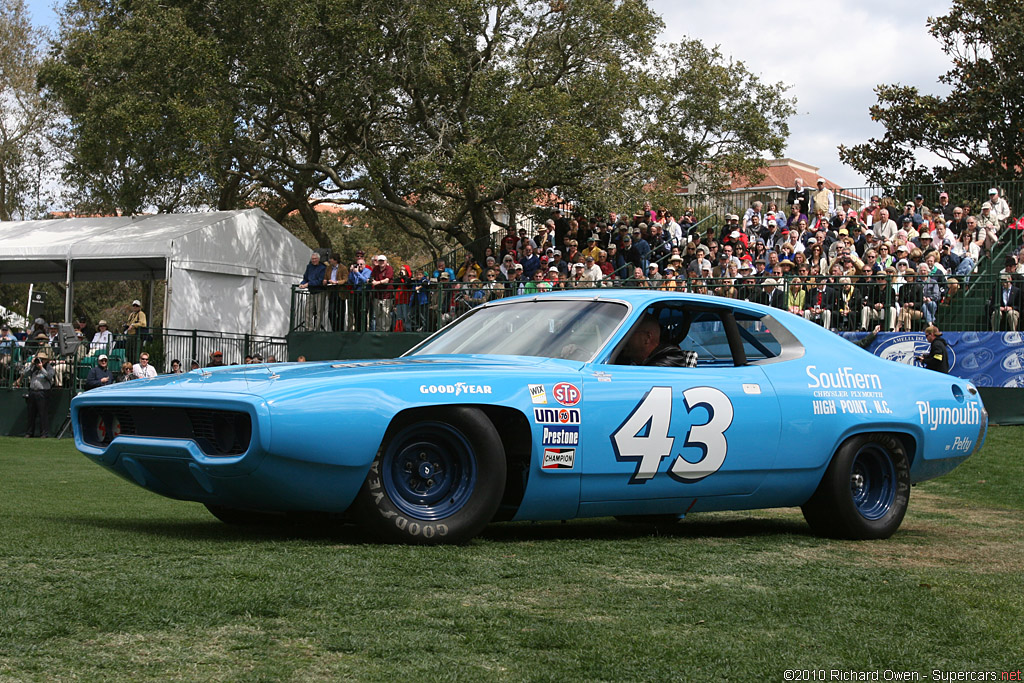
(801, 433, 910, 539)
(350, 407, 506, 544)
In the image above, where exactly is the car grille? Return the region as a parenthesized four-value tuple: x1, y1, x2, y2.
(78, 405, 252, 456)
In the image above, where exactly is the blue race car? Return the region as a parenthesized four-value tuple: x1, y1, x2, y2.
(71, 290, 987, 543)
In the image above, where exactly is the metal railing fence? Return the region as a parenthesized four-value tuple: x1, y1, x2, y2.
(290, 272, 1020, 336)
(2, 328, 288, 394)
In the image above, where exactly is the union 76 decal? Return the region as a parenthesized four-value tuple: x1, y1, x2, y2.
(611, 386, 734, 484)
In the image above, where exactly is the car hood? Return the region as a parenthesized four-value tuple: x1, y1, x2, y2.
(83, 355, 584, 398)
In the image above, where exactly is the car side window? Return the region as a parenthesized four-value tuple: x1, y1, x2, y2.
(661, 307, 784, 367)
(734, 313, 782, 362)
(608, 303, 800, 368)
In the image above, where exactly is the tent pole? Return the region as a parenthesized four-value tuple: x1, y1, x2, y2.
(148, 278, 156, 327)
(65, 259, 73, 323)
(163, 257, 172, 330)
(250, 271, 260, 336)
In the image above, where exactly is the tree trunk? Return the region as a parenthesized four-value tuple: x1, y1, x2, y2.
(468, 202, 493, 262)
(296, 202, 332, 251)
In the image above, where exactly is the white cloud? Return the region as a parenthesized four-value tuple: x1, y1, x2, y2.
(651, 0, 955, 188)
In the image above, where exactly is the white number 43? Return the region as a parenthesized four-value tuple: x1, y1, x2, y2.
(612, 386, 733, 484)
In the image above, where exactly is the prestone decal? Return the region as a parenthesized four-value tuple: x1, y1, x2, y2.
(542, 425, 579, 446)
(542, 448, 575, 469)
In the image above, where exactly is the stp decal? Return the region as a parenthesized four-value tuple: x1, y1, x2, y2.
(552, 382, 581, 406)
(542, 448, 575, 469)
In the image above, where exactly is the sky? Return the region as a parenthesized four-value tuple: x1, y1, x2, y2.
(25, 0, 955, 189)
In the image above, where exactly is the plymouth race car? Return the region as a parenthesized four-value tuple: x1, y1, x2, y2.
(71, 290, 988, 543)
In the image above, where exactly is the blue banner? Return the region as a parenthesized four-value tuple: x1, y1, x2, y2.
(839, 331, 1024, 388)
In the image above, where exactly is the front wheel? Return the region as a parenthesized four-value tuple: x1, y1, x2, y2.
(801, 433, 910, 540)
(350, 407, 506, 544)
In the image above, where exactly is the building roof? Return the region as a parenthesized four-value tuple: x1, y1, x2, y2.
(729, 158, 842, 192)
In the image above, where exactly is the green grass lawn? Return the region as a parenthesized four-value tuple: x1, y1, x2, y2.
(1, 429, 1022, 681)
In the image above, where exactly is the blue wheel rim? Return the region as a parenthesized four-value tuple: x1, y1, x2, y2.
(381, 422, 477, 521)
(850, 445, 896, 520)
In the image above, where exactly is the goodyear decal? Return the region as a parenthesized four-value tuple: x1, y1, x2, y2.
(419, 383, 492, 396)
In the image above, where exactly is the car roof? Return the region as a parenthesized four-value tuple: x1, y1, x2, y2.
(487, 289, 774, 318)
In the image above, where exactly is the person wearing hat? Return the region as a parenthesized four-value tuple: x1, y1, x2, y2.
(912, 193, 926, 215)
(811, 178, 834, 217)
(990, 273, 1023, 331)
(988, 188, 1010, 225)
(0, 323, 16, 355)
(581, 235, 601, 262)
(646, 262, 663, 285)
(124, 299, 147, 338)
(89, 319, 112, 352)
(369, 254, 395, 332)
(208, 350, 225, 368)
(934, 191, 955, 222)
(19, 345, 55, 437)
(45, 322, 60, 346)
(84, 353, 114, 391)
(581, 255, 602, 284)
(913, 230, 936, 256)
(760, 217, 782, 248)
(897, 201, 923, 231)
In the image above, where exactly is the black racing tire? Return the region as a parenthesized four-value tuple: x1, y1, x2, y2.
(801, 433, 910, 540)
(350, 407, 506, 544)
(204, 504, 288, 526)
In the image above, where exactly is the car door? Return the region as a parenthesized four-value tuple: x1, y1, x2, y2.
(579, 307, 781, 507)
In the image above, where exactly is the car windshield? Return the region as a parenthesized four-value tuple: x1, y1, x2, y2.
(407, 299, 629, 361)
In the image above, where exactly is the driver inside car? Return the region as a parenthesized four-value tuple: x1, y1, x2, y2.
(618, 313, 697, 367)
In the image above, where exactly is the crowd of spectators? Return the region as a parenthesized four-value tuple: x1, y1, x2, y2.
(296, 184, 1022, 333)
(2, 302, 286, 404)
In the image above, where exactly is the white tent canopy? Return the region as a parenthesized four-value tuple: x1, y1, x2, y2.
(0, 209, 311, 337)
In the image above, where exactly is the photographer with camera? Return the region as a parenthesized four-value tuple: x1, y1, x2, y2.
(19, 347, 56, 437)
